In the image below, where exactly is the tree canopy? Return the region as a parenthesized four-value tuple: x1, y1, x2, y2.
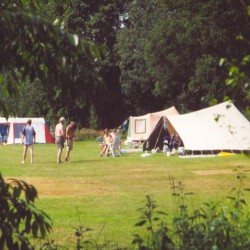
(116, 0, 250, 114)
(0, 0, 101, 124)
(0, 0, 249, 127)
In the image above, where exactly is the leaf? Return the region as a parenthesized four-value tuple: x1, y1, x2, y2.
(157, 211, 168, 216)
(219, 58, 226, 66)
(153, 217, 160, 221)
(68, 34, 79, 47)
(32, 221, 39, 237)
(240, 199, 247, 205)
(229, 66, 239, 76)
(13, 187, 21, 199)
(242, 55, 250, 64)
(184, 192, 194, 195)
(226, 196, 236, 200)
(135, 220, 147, 227)
(53, 19, 59, 26)
(225, 78, 235, 86)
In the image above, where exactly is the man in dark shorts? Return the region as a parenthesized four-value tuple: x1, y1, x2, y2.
(55, 117, 65, 164)
(65, 121, 77, 162)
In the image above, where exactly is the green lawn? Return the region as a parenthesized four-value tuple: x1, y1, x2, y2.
(0, 141, 250, 249)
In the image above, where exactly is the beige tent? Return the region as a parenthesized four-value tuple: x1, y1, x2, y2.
(127, 106, 179, 141)
(167, 101, 250, 152)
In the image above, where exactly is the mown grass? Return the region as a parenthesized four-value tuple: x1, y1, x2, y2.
(0, 140, 250, 248)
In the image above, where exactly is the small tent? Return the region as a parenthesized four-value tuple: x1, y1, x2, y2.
(165, 101, 250, 153)
(127, 106, 179, 142)
(0, 117, 54, 144)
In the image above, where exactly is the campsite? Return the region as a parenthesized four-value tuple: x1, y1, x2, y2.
(1, 139, 250, 248)
(126, 101, 250, 154)
(1, 1, 250, 249)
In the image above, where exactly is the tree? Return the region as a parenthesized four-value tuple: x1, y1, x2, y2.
(40, 0, 131, 128)
(0, 0, 101, 126)
(219, 0, 250, 119)
(147, 0, 250, 112)
(116, 0, 167, 115)
(0, 174, 52, 249)
(117, 0, 250, 114)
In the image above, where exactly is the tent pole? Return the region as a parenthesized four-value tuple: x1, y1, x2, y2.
(154, 120, 164, 149)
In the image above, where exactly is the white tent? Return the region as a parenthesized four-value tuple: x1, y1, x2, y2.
(127, 106, 179, 141)
(0, 117, 54, 144)
(167, 101, 250, 152)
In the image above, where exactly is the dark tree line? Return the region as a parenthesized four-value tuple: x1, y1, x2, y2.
(0, 0, 249, 128)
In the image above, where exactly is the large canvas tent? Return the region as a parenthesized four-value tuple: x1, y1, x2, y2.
(165, 101, 250, 153)
(0, 117, 54, 144)
(127, 106, 179, 141)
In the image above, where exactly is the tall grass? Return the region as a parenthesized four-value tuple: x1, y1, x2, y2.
(0, 140, 249, 248)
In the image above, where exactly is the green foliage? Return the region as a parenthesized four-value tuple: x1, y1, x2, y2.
(74, 128, 102, 141)
(73, 224, 115, 250)
(117, 0, 250, 113)
(88, 104, 100, 129)
(0, 173, 52, 249)
(48, 0, 130, 128)
(219, 55, 250, 119)
(133, 175, 250, 250)
(0, 0, 102, 124)
(132, 195, 173, 250)
(0, 76, 51, 118)
(116, 0, 165, 114)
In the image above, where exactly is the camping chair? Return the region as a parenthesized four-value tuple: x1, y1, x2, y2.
(105, 135, 122, 157)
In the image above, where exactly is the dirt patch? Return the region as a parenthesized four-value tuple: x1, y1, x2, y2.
(192, 169, 250, 175)
(6, 177, 117, 198)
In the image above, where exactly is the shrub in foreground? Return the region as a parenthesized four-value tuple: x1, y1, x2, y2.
(132, 175, 250, 250)
(0, 174, 52, 249)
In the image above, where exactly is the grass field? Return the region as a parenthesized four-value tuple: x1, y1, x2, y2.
(1, 140, 250, 249)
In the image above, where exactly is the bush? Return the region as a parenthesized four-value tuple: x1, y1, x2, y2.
(74, 128, 102, 141)
(0, 174, 52, 249)
(132, 175, 250, 250)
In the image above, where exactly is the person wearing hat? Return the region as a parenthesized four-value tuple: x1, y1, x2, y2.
(55, 117, 65, 164)
(21, 119, 36, 164)
(65, 121, 77, 162)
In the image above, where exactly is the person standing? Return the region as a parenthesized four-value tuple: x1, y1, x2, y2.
(55, 117, 65, 164)
(65, 121, 77, 162)
(21, 119, 36, 164)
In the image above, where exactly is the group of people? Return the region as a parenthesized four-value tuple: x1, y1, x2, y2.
(21, 117, 77, 164)
(54, 117, 77, 163)
(99, 128, 121, 157)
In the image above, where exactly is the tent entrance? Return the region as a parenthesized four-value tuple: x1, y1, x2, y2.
(0, 124, 9, 143)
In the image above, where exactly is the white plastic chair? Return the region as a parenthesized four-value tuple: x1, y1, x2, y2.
(105, 135, 121, 157)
